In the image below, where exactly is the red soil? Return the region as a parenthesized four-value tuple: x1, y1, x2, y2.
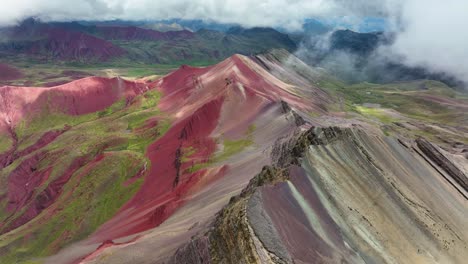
(7, 23, 124, 61)
(0, 77, 149, 132)
(0, 77, 150, 232)
(90, 98, 225, 241)
(89, 54, 316, 242)
(1, 150, 111, 236)
(156, 54, 313, 120)
(0, 129, 67, 169)
(1, 155, 89, 234)
(0, 64, 23, 81)
(1, 54, 324, 262)
(76, 235, 143, 264)
(34, 28, 126, 61)
(155, 53, 324, 138)
(5, 21, 126, 61)
(43, 80, 71, 87)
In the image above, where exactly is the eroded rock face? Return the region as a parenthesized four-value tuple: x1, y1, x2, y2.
(416, 138, 468, 193)
(169, 126, 467, 264)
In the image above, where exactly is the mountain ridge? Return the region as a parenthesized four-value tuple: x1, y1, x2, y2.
(0, 19, 297, 64)
(0, 50, 466, 264)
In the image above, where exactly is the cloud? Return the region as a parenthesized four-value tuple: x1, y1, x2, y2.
(0, 0, 336, 30)
(301, 0, 468, 86)
(0, 0, 393, 30)
(0, 1, 122, 26)
(386, 0, 468, 84)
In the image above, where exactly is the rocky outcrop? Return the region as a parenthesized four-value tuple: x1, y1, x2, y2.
(168, 166, 290, 264)
(416, 138, 467, 192)
(169, 126, 468, 264)
(168, 127, 349, 263)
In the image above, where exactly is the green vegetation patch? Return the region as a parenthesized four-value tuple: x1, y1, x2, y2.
(15, 111, 98, 152)
(316, 77, 468, 147)
(0, 151, 145, 262)
(355, 106, 396, 124)
(0, 135, 13, 154)
(0, 88, 174, 263)
(214, 138, 253, 162)
(188, 125, 255, 173)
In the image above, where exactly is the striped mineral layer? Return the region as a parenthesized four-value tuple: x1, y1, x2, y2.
(0, 50, 466, 264)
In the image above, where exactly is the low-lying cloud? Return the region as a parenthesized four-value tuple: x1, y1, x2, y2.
(387, 0, 468, 85)
(1, 0, 467, 85)
(0, 1, 340, 30)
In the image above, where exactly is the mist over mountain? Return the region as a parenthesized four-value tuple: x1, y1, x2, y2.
(1, 1, 467, 87)
(295, 29, 465, 89)
(1, 16, 465, 89)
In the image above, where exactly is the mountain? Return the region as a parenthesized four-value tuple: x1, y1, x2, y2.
(298, 29, 464, 88)
(92, 26, 194, 41)
(302, 19, 331, 35)
(328, 29, 384, 55)
(0, 49, 466, 263)
(0, 64, 23, 81)
(142, 22, 188, 32)
(157, 19, 237, 32)
(115, 26, 297, 64)
(0, 19, 296, 65)
(0, 18, 126, 62)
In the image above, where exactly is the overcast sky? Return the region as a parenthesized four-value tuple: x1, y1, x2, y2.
(1, 0, 467, 84)
(0, 0, 392, 29)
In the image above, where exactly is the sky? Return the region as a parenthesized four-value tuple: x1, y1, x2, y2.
(1, 0, 467, 84)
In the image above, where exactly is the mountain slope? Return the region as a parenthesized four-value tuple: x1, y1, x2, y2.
(0, 51, 466, 264)
(0, 19, 126, 62)
(298, 29, 464, 88)
(0, 19, 297, 65)
(0, 53, 329, 263)
(171, 126, 466, 264)
(0, 64, 23, 81)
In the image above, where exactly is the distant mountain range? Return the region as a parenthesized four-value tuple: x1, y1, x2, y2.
(297, 29, 464, 89)
(0, 18, 296, 64)
(0, 18, 463, 89)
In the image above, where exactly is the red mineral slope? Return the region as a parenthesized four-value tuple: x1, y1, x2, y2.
(0, 64, 23, 81)
(0, 77, 149, 133)
(0, 53, 332, 263)
(0, 76, 149, 173)
(90, 98, 225, 241)
(6, 20, 126, 61)
(1, 152, 89, 234)
(83, 54, 331, 246)
(0, 77, 151, 235)
(33, 28, 126, 61)
(156, 54, 328, 118)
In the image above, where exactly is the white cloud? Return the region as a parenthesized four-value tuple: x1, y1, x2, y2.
(0, 0, 335, 30)
(0, 0, 391, 30)
(387, 0, 468, 84)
